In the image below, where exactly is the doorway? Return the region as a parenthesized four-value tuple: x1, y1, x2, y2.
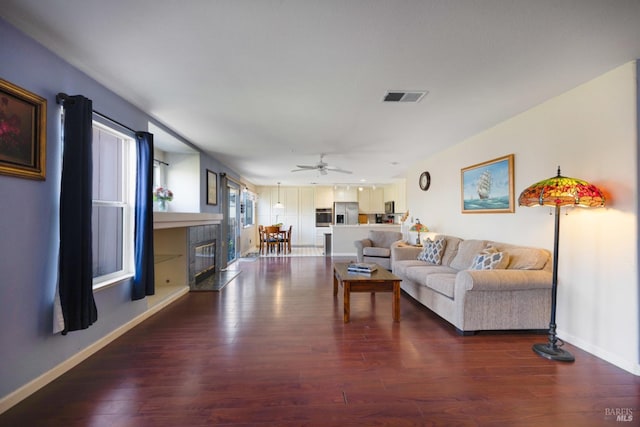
(227, 182, 240, 264)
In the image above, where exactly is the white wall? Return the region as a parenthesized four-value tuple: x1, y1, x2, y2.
(405, 61, 638, 374)
(166, 152, 200, 213)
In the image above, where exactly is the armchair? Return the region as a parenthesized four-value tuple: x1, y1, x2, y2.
(354, 230, 403, 270)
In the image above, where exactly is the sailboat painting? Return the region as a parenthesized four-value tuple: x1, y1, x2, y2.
(461, 154, 514, 213)
(477, 171, 492, 199)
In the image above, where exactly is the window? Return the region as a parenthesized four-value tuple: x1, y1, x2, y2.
(92, 121, 136, 288)
(242, 189, 255, 228)
(153, 158, 167, 190)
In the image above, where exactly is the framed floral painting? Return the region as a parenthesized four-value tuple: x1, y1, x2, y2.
(461, 154, 514, 213)
(0, 78, 47, 180)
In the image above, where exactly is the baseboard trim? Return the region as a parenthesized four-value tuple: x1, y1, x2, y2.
(0, 287, 189, 414)
(557, 328, 640, 376)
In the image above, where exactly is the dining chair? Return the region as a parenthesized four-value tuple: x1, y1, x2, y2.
(264, 226, 281, 254)
(258, 225, 266, 255)
(284, 225, 292, 253)
(277, 225, 291, 254)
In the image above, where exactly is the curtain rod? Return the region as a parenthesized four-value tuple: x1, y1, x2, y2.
(220, 172, 244, 187)
(56, 92, 72, 104)
(92, 111, 171, 165)
(92, 110, 171, 166)
(93, 110, 137, 135)
(57, 93, 171, 169)
(56, 93, 139, 135)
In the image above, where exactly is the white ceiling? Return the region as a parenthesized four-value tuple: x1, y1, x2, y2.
(2, 1, 640, 187)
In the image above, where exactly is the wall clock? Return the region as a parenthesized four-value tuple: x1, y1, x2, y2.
(419, 171, 431, 191)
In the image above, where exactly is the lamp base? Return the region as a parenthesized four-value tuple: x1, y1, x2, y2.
(532, 343, 575, 362)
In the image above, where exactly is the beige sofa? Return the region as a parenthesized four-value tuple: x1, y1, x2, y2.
(391, 235, 553, 334)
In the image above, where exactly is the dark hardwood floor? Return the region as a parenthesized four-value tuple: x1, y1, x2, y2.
(2, 256, 639, 426)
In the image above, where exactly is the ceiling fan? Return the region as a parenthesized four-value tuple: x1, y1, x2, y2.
(291, 154, 352, 175)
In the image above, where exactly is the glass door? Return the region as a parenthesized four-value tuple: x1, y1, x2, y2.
(227, 183, 240, 263)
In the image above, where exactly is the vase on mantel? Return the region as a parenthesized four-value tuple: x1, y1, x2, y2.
(153, 186, 173, 212)
(156, 199, 169, 212)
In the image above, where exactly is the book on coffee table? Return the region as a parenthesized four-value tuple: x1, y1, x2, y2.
(347, 262, 378, 273)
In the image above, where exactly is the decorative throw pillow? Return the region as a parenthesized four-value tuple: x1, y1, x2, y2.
(417, 238, 447, 265)
(505, 247, 549, 270)
(483, 245, 498, 254)
(470, 247, 510, 270)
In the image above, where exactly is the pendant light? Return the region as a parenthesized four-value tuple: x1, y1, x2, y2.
(274, 182, 284, 209)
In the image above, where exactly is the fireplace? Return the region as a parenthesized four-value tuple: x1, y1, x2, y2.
(187, 224, 220, 289)
(194, 240, 216, 283)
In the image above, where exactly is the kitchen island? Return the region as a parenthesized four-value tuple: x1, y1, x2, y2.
(331, 224, 402, 257)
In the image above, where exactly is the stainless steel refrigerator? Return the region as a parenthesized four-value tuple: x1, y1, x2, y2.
(333, 202, 359, 225)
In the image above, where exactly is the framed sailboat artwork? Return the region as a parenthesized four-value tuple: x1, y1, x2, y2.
(461, 154, 514, 213)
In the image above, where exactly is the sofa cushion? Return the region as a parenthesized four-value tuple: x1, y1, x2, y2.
(489, 242, 550, 270)
(363, 247, 391, 257)
(417, 238, 447, 265)
(404, 265, 458, 286)
(449, 240, 488, 270)
(470, 250, 510, 270)
(440, 236, 463, 266)
(426, 274, 457, 299)
(393, 259, 430, 277)
(506, 247, 549, 270)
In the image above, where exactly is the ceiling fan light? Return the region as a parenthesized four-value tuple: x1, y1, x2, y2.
(291, 154, 352, 176)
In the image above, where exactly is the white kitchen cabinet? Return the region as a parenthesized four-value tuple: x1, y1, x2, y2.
(297, 214, 315, 246)
(370, 188, 384, 212)
(314, 186, 333, 208)
(359, 187, 385, 213)
(297, 187, 315, 245)
(334, 186, 358, 202)
(395, 180, 407, 213)
(358, 188, 369, 212)
(383, 184, 396, 207)
(283, 187, 299, 216)
(383, 181, 406, 213)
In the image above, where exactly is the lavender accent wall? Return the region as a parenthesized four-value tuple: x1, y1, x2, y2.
(0, 18, 238, 402)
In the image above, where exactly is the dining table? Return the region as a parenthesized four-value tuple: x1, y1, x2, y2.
(263, 225, 291, 254)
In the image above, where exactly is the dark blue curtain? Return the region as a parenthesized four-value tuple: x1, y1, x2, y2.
(132, 132, 155, 300)
(57, 94, 97, 334)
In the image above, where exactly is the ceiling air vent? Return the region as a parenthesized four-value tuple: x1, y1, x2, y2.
(383, 90, 427, 103)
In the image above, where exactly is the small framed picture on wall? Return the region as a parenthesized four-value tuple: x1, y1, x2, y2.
(207, 169, 217, 205)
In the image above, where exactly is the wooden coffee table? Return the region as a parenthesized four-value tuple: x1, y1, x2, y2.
(333, 262, 401, 323)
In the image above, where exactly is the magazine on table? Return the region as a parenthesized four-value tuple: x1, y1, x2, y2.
(347, 262, 378, 273)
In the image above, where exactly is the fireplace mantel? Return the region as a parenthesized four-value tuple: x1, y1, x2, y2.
(153, 212, 223, 229)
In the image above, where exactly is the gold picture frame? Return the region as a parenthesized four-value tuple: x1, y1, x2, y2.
(461, 154, 514, 213)
(207, 169, 218, 205)
(0, 78, 47, 180)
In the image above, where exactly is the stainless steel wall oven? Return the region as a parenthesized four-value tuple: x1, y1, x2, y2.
(315, 208, 332, 227)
